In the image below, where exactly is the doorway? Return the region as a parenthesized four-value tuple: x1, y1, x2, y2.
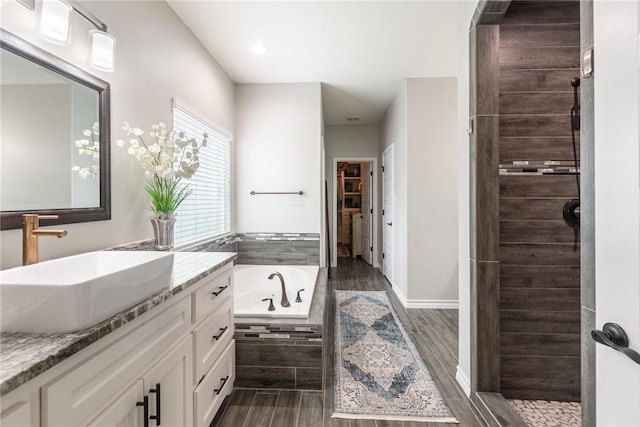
(469, 1, 583, 423)
(332, 157, 377, 268)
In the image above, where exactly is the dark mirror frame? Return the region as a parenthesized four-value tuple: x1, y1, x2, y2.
(0, 28, 111, 230)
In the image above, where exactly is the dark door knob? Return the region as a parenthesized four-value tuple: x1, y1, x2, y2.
(591, 323, 640, 365)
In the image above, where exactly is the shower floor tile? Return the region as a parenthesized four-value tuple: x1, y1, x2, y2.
(509, 399, 581, 427)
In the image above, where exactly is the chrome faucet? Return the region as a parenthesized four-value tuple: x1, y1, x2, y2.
(268, 272, 290, 307)
(22, 214, 68, 265)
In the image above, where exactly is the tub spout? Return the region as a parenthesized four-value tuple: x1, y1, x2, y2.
(268, 272, 290, 307)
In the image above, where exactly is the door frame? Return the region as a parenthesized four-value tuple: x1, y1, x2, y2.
(332, 157, 378, 268)
(382, 145, 394, 283)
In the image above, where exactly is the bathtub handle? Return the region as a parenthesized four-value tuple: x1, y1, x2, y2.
(211, 285, 229, 297)
(261, 298, 276, 311)
(295, 289, 305, 303)
(212, 326, 228, 341)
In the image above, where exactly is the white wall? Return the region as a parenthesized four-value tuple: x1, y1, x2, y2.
(0, 0, 234, 269)
(406, 77, 458, 305)
(378, 82, 408, 298)
(378, 78, 459, 308)
(594, 1, 640, 424)
(455, 0, 477, 397)
(325, 125, 379, 264)
(234, 83, 322, 234)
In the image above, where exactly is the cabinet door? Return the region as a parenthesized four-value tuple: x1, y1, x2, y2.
(0, 401, 33, 427)
(43, 298, 191, 427)
(86, 380, 144, 427)
(142, 336, 193, 427)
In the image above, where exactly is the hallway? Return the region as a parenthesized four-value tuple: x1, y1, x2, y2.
(212, 258, 485, 426)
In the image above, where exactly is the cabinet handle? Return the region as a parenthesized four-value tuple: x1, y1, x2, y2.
(149, 383, 161, 426)
(136, 396, 149, 427)
(214, 375, 229, 395)
(213, 326, 229, 340)
(211, 285, 229, 297)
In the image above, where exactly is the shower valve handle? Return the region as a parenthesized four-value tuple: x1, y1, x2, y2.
(591, 323, 640, 365)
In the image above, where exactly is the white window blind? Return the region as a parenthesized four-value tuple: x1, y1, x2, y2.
(172, 99, 231, 246)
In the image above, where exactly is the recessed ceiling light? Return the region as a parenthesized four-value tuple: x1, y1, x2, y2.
(251, 43, 268, 55)
(345, 116, 360, 122)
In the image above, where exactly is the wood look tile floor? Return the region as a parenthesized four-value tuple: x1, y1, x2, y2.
(211, 258, 486, 427)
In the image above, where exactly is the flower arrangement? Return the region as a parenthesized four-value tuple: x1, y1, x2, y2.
(116, 122, 208, 220)
(72, 122, 100, 179)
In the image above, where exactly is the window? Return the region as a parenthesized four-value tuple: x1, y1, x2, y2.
(172, 98, 231, 246)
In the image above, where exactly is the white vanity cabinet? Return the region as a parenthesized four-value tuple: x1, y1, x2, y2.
(0, 258, 235, 427)
(0, 400, 34, 427)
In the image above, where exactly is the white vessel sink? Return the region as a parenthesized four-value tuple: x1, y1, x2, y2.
(0, 251, 174, 333)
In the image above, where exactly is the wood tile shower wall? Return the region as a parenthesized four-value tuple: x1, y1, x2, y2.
(498, 1, 581, 402)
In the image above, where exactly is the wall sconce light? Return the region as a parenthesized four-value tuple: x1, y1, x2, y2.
(89, 29, 115, 72)
(39, 0, 72, 45)
(39, 0, 116, 72)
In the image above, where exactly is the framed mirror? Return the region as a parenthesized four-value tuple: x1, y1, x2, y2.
(0, 29, 110, 230)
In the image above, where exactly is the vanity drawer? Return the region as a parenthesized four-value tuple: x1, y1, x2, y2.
(194, 341, 235, 427)
(192, 263, 233, 324)
(42, 297, 191, 427)
(193, 296, 234, 384)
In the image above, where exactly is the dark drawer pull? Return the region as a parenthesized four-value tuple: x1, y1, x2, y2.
(149, 383, 161, 426)
(136, 395, 149, 427)
(212, 326, 228, 341)
(214, 375, 229, 395)
(211, 285, 229, 297)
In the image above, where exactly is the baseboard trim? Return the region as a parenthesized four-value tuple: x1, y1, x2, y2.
(391, 287, 459, 309)
(405, 300, 459, 309)
(455, 365, 471, 397)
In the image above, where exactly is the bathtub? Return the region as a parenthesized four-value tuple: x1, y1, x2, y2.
(233, 265, 320, 318)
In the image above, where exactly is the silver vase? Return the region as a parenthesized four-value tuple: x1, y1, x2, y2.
(150, 218, 176, 250)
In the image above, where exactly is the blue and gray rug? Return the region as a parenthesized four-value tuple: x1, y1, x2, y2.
(333, 291, 457, 423)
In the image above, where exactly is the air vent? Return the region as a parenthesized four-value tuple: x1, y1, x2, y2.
(345, 116, 360, 122)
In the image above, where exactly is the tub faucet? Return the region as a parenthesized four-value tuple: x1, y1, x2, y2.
(268, 272, 290, 307)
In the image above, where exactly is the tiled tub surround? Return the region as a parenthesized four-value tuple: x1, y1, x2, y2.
(113, 233, 320, 266)
(233, 268, 327, 390)
(235, 233, 320, 266)
(0, 251, 237, 395)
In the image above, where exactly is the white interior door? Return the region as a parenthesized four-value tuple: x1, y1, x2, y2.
(594, 2, 640, 425)
(361, 162, 373, 265)
(382, 146, 393, 282)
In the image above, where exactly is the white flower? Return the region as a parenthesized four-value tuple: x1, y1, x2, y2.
(116, 121, 208, 216)
(72, 122, 100, 178)
(116, 140, 125, 147)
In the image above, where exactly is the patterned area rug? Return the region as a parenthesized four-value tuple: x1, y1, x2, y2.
(333, 291, 457, 423)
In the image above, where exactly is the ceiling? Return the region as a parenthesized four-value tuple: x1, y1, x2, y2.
(166, 1, 461, 126)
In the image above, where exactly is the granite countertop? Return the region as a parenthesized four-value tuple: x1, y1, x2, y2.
(0, 251, 237, 396)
